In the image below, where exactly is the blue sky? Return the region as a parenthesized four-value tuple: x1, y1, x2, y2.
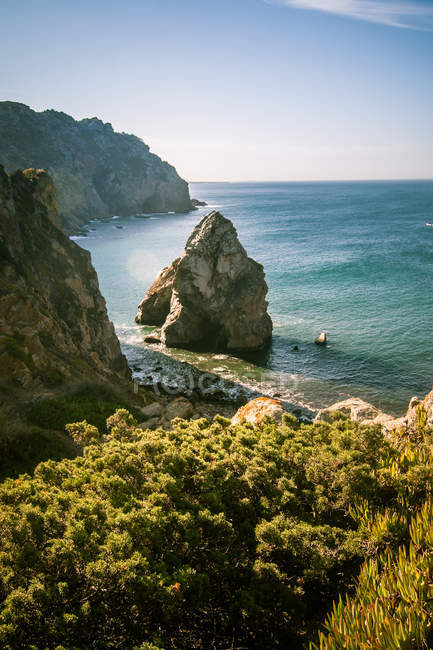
(0, 0, 432, 181)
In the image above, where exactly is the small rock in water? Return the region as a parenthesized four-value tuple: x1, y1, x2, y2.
(315, 332, 327, 346)
(292, 345, 299, 351)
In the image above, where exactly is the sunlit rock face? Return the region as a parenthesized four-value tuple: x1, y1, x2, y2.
(0, 101, 194, 232)
(0, 165, 129, 396)
(231, 397, 285, 425)
(135, 211, 273, 351)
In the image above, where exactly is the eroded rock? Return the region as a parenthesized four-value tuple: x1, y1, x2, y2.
(135, 211, 273, 351)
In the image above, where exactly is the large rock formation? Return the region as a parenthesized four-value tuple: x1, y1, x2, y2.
(0, 102, 194, 232)
(0, 165, 129, 396)
(136, 211, 273, 351)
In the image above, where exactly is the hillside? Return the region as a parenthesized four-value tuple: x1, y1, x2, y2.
(0, 102, 194, 231)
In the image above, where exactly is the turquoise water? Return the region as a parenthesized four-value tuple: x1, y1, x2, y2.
(77, 180, 433, 415)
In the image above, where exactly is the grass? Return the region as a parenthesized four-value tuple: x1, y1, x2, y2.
(26, 384, 142, 435)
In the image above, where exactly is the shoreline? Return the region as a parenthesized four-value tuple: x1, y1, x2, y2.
(130, 343, 316, 421)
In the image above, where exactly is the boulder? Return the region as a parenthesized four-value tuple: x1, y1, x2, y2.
(314, 397, 395, 428)
(191, 198, 208, 207)
(232, 397, 285, 426)
(164, 397, 195, 422)
(143, 331, 162, 344)
(137, 417, 162, 431)
(135, 211, 273, 351)
(140, 401, 163, 420)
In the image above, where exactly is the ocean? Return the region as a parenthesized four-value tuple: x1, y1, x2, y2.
(76, 180, 433, 416)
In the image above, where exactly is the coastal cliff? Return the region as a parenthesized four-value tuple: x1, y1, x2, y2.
(0, 165, 130, 396)
(0, 102, 193, 232)
(136, 211, 273, 351)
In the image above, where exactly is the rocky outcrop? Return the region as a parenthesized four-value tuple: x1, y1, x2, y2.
(137, 261, 180, 326)
(135, 211, 273, 351)
(232, 397, 285, 425)
(0, 102, 194, 232)
(391, 390, 433, 433)
(314, 397, 396, 429)
(0, 165, 129, 396)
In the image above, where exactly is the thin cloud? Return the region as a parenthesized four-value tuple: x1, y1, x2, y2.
(268, 0, 433, 29)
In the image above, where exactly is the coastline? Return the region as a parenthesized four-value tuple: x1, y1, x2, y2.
(130, 342, 316, 421)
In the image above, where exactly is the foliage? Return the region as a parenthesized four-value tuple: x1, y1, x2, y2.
(0, 385, 142, 480)
(311, 427, 433, 650)
(2, 409, 433, 648)
(0, 409, 414, 649)
(26, 385, 142, 435)
(0, 407, 77, 482)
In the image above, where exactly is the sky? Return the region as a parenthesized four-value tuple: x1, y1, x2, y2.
(0, 0, 432, 181)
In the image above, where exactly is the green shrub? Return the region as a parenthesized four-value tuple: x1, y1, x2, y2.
(26, 385, 141, 434)
(0, 407, 78, 482)
(311, 430, 433, 649)
(0, 410, 405, 649)
(2, 409, 433, 648)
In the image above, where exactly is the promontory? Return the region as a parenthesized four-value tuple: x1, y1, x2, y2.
(0, 101, 194, 232)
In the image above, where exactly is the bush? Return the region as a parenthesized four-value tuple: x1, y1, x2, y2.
(0, 409, 414, 649)
(311, 429, 433, 650)
(26, 385, 141, 434)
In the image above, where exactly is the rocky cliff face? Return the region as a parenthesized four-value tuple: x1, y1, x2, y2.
(0, 165, 129, 396)
(0, 102, 193, 232)
(136, 211, 273, 351)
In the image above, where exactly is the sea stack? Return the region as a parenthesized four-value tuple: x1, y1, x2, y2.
(135, 211, 273, 351)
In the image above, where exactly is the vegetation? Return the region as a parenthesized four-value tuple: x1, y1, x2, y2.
(26, 385, 142, 435)
(1, 407, 433, 648)
(0, 385, 142, 480)
(312, 408, 433, 650)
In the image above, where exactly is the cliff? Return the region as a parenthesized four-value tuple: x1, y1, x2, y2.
(136, 211, 273, 351)
(0, 165, 130, 396)
(0, 102, 194, 232)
